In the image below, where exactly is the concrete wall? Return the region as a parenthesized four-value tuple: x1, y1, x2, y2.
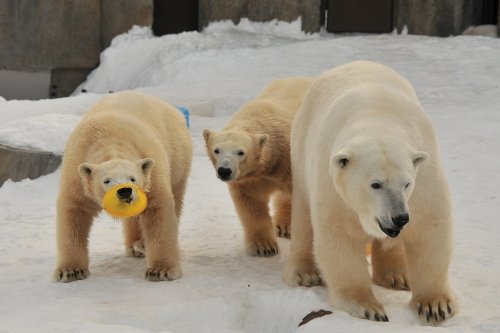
(394, 0, 483, 36)
(0, 0, 153, 99)
(199, 0, 322, 33)
(0, 0, 101, 70)
(199, 0, 495, 36)
(100, 0, 153, 49)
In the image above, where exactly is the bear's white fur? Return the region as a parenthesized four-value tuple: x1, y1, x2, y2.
(284, 61, 457, 324)
(54, 91, 192, 282)
(203, 77, 313, 256)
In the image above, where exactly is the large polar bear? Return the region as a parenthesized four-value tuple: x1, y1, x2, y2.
(203, 77, 313, 256)
(54, 91, 192, 282)
(284, 61, 457, 323)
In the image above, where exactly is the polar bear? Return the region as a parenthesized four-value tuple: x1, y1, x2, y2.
(283, 61, 457, 324)
(203, 77, 313, 256)
(54, 91, 192, 282)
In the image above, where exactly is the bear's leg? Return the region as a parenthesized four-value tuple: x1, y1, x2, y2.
(229, 185, 278, 256)
(282, 193, 320, 287)
(313, 210, 388, 321)
(172, 179, 188, 219)
(272, 191, 291, 239)
(123, 216, 144, 258)
(371, 239, 410, 290)
(54, 206, 93, 282)
(404, 217, 457, 323)
(140, 198, 181, 281)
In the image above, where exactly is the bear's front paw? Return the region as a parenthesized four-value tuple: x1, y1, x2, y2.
(54, 267, 89, 283)
(283, 264, 321, 287)
(246, 239, 279, 257)
(145, 265, 181, 282)
(411, 294, 457, 324)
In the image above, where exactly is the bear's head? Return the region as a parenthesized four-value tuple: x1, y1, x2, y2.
(203, 129, 269, 182)
(329, 137, 428, 239)
(78, 158, 154, 207)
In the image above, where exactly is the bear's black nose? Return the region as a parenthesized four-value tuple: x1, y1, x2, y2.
(392, 213, 409, 228)
(117, 187, 132, 199)
(217, 167, 232, 180)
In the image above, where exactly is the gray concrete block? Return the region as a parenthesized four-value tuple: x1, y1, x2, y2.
(394, 0, 482, 36)
(302, 0, 322, 33)
(100, 0, 153, 49)
(0, 144, 61, 187)
(0, 0, 101, 70)
(199, 0, 321, 33)
(50, 68, 93, 98)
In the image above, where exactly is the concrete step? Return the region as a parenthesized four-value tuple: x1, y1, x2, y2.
(0, 144, 61, 186)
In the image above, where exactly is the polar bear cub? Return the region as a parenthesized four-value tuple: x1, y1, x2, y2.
(203, 77, 313, 256)
(284, 61, 457, 324)
(54, 91, 192, 282)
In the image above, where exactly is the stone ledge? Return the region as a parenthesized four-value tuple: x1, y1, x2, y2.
(0, 144, 61, 186)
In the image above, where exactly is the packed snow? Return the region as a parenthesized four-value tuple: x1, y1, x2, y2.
(1, 19, 500, 333)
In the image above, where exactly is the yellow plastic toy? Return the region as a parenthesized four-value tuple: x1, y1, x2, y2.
(102, 183, 148, 218)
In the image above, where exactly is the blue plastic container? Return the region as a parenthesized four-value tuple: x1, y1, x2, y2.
(176, 106, 190, 128)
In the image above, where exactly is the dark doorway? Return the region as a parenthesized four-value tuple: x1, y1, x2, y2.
(326, 0, 393, 33)
(152, 0, 199, 36)
(481, 0, 498, 24)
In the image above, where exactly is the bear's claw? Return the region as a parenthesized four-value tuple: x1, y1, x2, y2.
(246, 240, 279, 257)
(412, 295, 456, 324)
(297, 272, 321, 287)
(54, 268, 89, 283)
(145, 267, 181, 281)
(341, 298, 388, 322)
(373, 272, 410, 290)
(364, 311, 389, 322)
(276, 225, 291, 239)
(283, 265, 322, 287)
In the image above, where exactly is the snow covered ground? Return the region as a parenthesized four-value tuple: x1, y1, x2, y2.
(1, 19, 500, 332)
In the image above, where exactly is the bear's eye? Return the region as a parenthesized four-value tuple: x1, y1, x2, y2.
(103, 179, 110, 185)
(371, 183, 382, 190)
(405, 182, 411, 189)
(130, 177, 136, 182)
(214, 149, 220, 154)
(237, 150, 245, 156)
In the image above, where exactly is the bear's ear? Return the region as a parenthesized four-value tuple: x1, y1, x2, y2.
(136, 158, 155, 176)
(412, 151, 428, 167)
(202, 129, 212, 143)
(78, 163, 96, 180)
(331, 151, 351, 169)
(257, 134, 269, 147)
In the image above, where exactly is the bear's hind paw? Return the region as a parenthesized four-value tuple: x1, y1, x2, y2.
(373, 272, 410, 290)
(283, 266, 322, 287)
(339, 299, 388, 322)
(246, 240, 279, 257)
(125, 240, 145, 258)
(276, 224, 291, 239)
(125, 247, 145, 258)
(54, 267, 89, 283)
(145, 266, 181, 282)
